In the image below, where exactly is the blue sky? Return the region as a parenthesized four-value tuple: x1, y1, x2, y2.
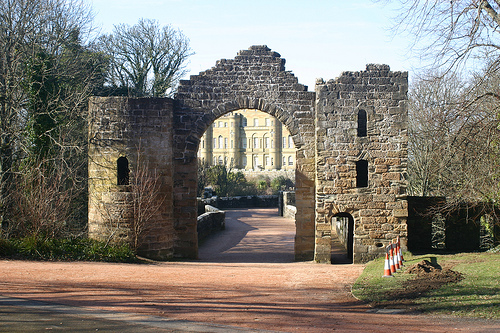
(90, 0, 413, 90)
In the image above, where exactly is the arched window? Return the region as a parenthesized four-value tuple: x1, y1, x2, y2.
(356, 160, 368, 188)
(254, 137, 259, 149)
(117, 157, 129, 186)
(288, 156, 293, 166)
(218, 136, 223, 149)
(357, 109, 367, 137)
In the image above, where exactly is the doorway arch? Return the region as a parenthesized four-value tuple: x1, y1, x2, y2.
(331, 213, 354, 263)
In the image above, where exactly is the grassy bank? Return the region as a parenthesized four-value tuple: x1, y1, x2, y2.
(352, 251, 500, 319)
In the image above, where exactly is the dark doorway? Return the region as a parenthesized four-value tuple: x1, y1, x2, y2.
(331, 213, 354, 263)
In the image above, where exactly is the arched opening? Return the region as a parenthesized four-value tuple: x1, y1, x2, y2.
(357, 109, 367, 137)
(195, 108, 297, 263)
(331, 213, 354, 263)
(117, 156, 129, 186)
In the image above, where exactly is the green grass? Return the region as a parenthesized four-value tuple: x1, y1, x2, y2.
(0, 236, 138, 263)
(352, 252, 500, 319)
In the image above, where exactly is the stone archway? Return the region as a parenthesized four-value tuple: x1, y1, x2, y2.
(171, 46, 316, 261)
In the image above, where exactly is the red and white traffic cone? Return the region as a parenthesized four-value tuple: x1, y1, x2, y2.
(389, 244, 397, 273)
(382, 250, 393, 278)
(397, 236, 404, 264)
(396, 237, 403, 267)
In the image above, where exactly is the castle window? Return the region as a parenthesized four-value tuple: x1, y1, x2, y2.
(117, 157, 129, 186)
(356, 160, 368, 188)
(357, 109, 367, 137)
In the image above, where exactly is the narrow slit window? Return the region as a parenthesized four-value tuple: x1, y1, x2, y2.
(356, 160, 368, 188)
(357, 109, 367, 137)
(117, 157, 129, 185)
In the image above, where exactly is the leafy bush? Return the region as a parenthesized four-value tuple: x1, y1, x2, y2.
(270, 175, 294, 194)
(0, 236, 137, 262)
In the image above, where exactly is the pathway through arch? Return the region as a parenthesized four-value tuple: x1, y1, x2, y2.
(198, 208, 295, 263)
(198, 208, 350, 264)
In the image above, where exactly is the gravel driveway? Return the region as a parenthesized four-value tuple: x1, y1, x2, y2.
(0, 208, 498, 332)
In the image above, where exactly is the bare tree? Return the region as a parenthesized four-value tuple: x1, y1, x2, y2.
(129, 149, 165, 251)
(391, 1, 500, 224)
(8, 162, 78, 239)
(408, 70, 500, 223)
(0, 0, 104, 232)
(98, 18, 193, 97)
(390, 1, 500, 75)
(408, 73, 467, 196)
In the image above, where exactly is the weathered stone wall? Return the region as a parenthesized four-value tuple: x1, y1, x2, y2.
(315, 64, 408, 263)
(88, 97, 176, 260)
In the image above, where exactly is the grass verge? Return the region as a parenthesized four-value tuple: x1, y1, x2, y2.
(352, 251, 500, 319)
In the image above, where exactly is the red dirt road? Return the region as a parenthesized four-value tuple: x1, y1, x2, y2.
(0, 208, 499, 332)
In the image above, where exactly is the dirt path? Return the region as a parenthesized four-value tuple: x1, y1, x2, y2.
(0, 208, 499, 332)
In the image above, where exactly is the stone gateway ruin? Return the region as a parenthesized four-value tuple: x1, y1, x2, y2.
(88, 45, 408, 264)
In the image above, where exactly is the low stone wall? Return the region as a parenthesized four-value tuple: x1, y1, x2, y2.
(279, 191, 296, 219)
(214, 195, 278, 209)
(197, 205, 225, 242)
(283, 204, 296, 219)
(407, 196, 500, 252)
